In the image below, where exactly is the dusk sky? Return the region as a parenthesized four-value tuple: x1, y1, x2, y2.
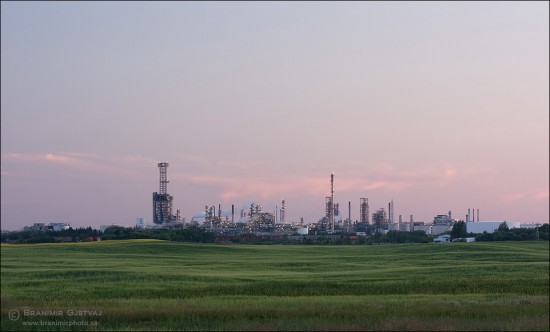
(2, 1, 548, 230)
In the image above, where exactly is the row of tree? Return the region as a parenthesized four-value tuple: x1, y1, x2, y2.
(3, 223, 547, 244)
(229, 230, 432, 245)
(1, 226, 216, 244)
(1, 227, 100, 244)
(101, 226, 216, 242)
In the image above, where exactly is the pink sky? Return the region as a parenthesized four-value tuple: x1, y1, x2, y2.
(1, 2, 548, 230)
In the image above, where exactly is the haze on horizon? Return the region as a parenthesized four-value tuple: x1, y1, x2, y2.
(1, 1, 548, 231)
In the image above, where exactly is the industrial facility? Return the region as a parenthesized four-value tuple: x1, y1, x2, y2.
(7, 161, 544, 243)
(142, 161, 537, 237)
(151, 162, 184, 228)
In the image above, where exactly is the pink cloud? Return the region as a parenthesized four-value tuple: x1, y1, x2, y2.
(43, 153, 115, 174)
(3, 152, 138, 177)
(169, 161, 495, 206)
(534, 188, 549, 201)
(499, 187, 549, 204)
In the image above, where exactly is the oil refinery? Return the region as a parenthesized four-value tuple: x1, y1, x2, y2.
(144, 161, 526, 237)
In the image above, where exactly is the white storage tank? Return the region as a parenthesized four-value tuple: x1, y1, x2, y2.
(297, 226, 309, 235)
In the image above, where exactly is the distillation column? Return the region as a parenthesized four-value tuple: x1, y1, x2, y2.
(360, 198, 369, 224)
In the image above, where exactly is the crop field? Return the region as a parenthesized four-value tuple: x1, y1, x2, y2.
(1, 240, 548, 331)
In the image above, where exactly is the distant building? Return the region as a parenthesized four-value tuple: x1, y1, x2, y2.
(152, 162, 183, 225)
(297, 226, 308, 235)
(433, 214, 454, 226)
(50, 223, 69, 231)
(433, 234, 451, 243)
(415, 225, 431, 235)
(136, 218, 145, 229)
(520, 223, 543, 229)
(388, 223, 400, 231)
(27, 223, 47, 232)
(372, 209, 387, 231)
(431, 225, 452, 235)
(466, 221, 521, 234)
(23, 222, 69, 232)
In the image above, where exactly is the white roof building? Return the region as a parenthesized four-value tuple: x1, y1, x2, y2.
(433, 234, 451, 243)
(466, 221, 521, 234)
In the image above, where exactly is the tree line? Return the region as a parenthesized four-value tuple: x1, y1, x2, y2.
(2, 223, 547, 244)
(1, 226, 216, 244)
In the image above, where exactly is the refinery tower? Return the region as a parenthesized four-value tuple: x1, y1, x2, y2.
(152, 162, 176, 224)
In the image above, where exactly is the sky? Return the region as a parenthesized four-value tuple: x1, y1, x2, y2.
(1, 1, 548, 231)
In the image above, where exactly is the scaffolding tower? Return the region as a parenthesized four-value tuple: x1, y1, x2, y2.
(153, 162, 175, 224)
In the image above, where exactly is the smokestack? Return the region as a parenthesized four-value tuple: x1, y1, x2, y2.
(330, 172, 334, 234)
(348, 201, 351, 221)
(219, 204, 221, 219)
(281, 199, 285, 223)
(468, 209, 470, 222)
(232, 204, 235, 223)
(477, 209, 479, 222)
(449, 211, 452, 219)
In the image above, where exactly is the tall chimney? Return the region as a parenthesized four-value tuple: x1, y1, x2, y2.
(330, 172, 334, 234)
(477, 208, 479, 222)
(232, 204, 234, 223)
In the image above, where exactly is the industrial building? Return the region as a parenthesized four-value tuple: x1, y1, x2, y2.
(23, 222, 70, 232)
(433, 212, 454, 226)
(466, 221, 521, 234)
(135, 218, 145, 229)
(433, 234, 451, 243)
(372, 208, 388, 232)
(152, 162, 184, 226)
(143, 164, 541, 239)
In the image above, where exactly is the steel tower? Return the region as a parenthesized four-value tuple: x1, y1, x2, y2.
(153, 162, 174, 224)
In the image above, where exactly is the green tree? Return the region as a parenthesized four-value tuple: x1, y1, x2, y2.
(498, 222, 509, 232)
(451, 221, 468, 240)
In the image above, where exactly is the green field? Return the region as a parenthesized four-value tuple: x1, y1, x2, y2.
(1, 240, 548, 331)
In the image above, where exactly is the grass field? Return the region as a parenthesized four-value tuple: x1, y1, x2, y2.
(1, 240, 548, 331)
